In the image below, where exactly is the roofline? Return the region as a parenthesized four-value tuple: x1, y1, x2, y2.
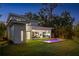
(7, 13, 29, 23)
(32, 26, 52, 30)
(6, 13, 30, 26)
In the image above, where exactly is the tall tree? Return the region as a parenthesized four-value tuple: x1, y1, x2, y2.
(38, 9, 48, 26)
(60, 11, 74, 39)
(45, 10, 74, 38)
(42, 3, 57, 21)
(37, 3, 57, 27)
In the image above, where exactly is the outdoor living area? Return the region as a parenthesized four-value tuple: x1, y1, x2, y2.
(32, 26, 52, 39)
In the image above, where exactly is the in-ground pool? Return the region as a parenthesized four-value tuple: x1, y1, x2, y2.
(43, 38, 61, 43)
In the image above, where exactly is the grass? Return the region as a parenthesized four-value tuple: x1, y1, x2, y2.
(1, 38, 79, 56)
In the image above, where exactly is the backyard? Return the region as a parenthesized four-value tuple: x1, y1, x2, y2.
(0, 38, 79, 56)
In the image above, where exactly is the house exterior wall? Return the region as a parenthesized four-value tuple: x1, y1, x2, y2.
(26, 23, 32, 40)
(7, 26, 12, 40)
(13, 24, 26, 44)
(8, 23, 26, 44)
(10, 25, 14, 41)
(7, 23, 52, 44)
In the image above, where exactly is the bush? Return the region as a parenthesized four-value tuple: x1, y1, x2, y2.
(3, 37, 8, 41)
(8, 40, 14, 44)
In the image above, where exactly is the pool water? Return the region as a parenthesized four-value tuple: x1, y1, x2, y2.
(43, 38, 60, 43)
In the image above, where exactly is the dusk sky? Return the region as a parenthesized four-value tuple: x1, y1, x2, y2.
(0, 3, 79, 24)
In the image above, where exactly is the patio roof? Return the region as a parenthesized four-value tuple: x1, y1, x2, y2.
(32, 26, 52, 30)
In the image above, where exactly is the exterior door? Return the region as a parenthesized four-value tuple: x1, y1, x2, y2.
(21, 30, 23, 42)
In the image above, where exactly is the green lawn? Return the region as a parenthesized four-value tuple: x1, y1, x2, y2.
(1, 39, 79, 56)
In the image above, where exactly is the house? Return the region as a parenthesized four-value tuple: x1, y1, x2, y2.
(7, 13, 52, 44)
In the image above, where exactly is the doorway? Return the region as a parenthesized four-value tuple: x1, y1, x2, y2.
(21, 30, 23, 42)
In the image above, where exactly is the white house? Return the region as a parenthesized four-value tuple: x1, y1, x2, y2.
(7, 13, 52, 44)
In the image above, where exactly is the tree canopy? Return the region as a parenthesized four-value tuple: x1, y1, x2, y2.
(0, 4, 76, 39)
(25, 4, 75, 39)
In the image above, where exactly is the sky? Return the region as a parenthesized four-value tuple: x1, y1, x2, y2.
(0, 3, 79, 24)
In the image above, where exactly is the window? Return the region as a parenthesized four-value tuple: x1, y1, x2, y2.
(43, 32, 46, 37)
(32, 32, 39, 38)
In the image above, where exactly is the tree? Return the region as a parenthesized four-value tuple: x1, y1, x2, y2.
(74, 23, 79, 37)
(42, 3, 57, 21)
(37, 3, 57, 27)
(24, 12, 39, 21)
(24, 12, 33, 21)
(23, 4, 57, 27)
(47, 11, 74, 39)
(23, 4, 74, 39)
(0, 21, 6, 40)
(60, 11, 74, 39)
(38, 9, 49, 26)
